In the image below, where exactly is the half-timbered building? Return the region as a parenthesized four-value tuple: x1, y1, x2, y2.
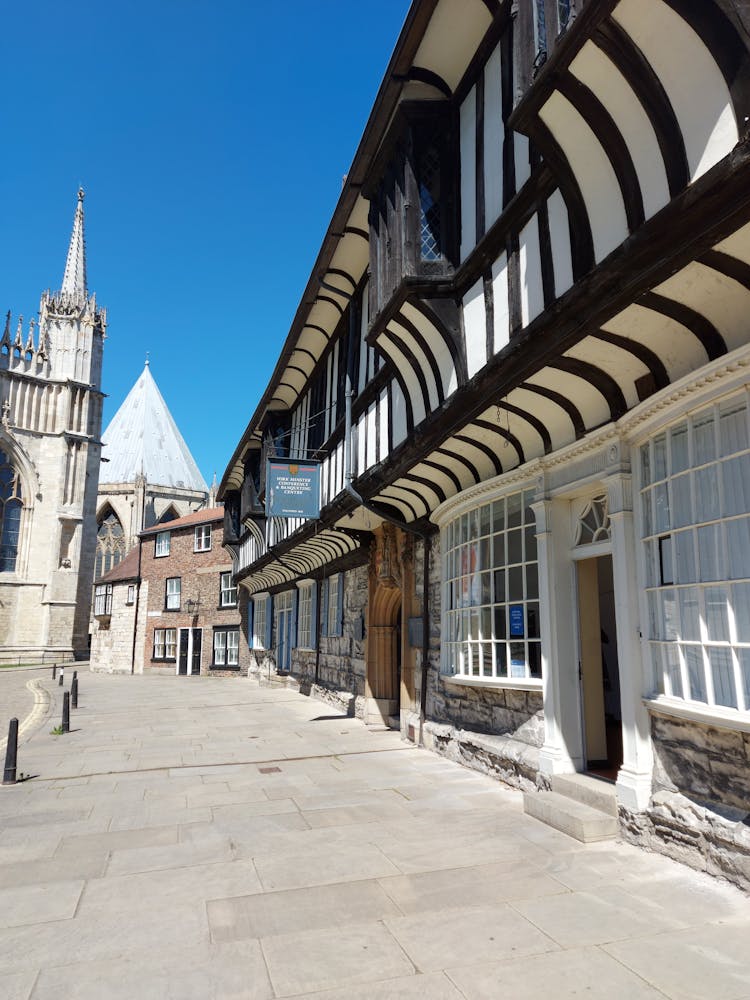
(221, 0, 750, 887)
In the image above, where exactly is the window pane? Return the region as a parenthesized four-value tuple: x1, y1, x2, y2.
(507, 493, 522, 528)
(697, 524, 721, 582)
(704, 586, 729, 642)
(694, 465, 719, 524)
(727, 517, 750, 580)
(654, 483, 670, 532)
(722, 456, 750, 518)
(719, 400, 748, 455)
(640, 444, 651, 488)
(653, 433, 667, 481)
(526, 562, 539, 600)
(671, 474, 692, 528)
(524, 525, 537, 562)
(684, 645, 707, 702)
(664, 645, 683, 699)
(739, 648, 750, 710)
(670, 422, 689, 474)
(709, 647, 736, 708)
(528, 641, 542, 678)
(678, 587, 701, 641)
(674, 530, 696, 585)
(732, 583, 750, 641)
(507, 529, 522, 564)
(693, 414, 716, 465)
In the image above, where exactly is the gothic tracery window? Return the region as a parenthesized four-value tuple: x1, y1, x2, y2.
(576, 495, 611, 546)
(95, 511, 125, 580)
(0, 450, 22, 572)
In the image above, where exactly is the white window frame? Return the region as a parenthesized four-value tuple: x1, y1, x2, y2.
(213, 627, 239, 667)
(638, 390, 750, 714)
(219, 571, 237, 608)
(166, 576, 181, 611)
(327, 574, 340, 637)
(440, 486, 541, 684)
(94, 583, 112, 616)
(253, 596, 267, 649)
(153, 627, 176, 661)
(194, 524, 212, 552)
(297, 583, 313, 649)
(126, 584, 135, 606)
(155, 531, 170, 557)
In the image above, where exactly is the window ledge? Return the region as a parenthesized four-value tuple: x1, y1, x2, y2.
(443, 674, 543, 692)
(644, 696, 750, 734)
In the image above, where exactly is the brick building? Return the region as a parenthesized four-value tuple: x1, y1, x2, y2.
(91, 507, 248, 676)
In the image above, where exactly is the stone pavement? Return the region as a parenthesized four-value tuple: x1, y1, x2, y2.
(0, 672, 748, 1000)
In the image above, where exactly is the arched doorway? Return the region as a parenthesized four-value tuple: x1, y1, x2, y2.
(365, 580, 402, 725)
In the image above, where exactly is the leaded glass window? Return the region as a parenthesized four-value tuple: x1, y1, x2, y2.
(95, 512, 125, 580)
(419, 145, 442, 262)
(0, 450, 22, 573)
(641, 392, 750, 711)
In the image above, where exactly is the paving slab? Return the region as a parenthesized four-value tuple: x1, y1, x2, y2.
(0, 671, 746, 998)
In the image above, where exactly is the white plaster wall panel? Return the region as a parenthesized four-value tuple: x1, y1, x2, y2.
(390, 380, 408, 448)
(526, 368, 610, 430)
(321, 455, 330, 506)
(519, 215, 544, 327)
(514, 133, 531, 190)
(506, 389, 575, 450)
(570, 41, 670, 219)
(477, 404, 547, 463)
(462, 277, 487, 378)
(401, 301, 459, 396)
(654, 263, 750, 353)
(356, 415, 366, 477)
(378, 336, 427, 425)
(424, 449, 475, 490)
(412, 0, 492, 91)
(366, 404, 377, 471)
(378, 389, 389, 462)
(443, 437, 496, 480)
(547, 190, 574, 297)
(376, 492, 418, 521)
(613, 0, 737, 181)
(388, 319, 439, 408)
(483, 44, 504, 229)
(714, 221, 750, 262)
(384, 483, 429, 518)
(539, 92, 628, 262)
(411, 461, 458, 499)
(565, 338, 648, 409)
(460, 86, 477, 262)
(491, 252, 510, 353)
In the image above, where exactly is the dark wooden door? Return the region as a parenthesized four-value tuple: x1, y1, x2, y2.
(178, 629, 189, 675)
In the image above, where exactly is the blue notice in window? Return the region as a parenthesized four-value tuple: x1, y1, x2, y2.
(509, 604, 525, 637)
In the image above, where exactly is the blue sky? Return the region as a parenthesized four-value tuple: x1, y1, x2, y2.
(0, 1, 409, 486)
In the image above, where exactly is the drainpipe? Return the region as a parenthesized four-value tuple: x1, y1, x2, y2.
(129, 534, 143, 675)
(343, 307, 433, 746)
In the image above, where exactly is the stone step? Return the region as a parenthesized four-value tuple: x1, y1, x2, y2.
(386, 715, 400, 731)
(523, 790, 618, 843)
(551, 773, 618, 817)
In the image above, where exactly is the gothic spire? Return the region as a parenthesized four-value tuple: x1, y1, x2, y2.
(61, 188, 87, 297)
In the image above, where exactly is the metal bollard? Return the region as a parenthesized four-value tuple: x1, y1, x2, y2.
(58, 669, 64, 687)
(62, 692, 70, 734)
(52, 664, 57, 680)
(3, 719, 18, 785)
(71, 675, 78, 710)
(72, 670, 77, 681)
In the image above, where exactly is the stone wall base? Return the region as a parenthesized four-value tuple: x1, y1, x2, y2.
(619, 791, 750, 892)
(296, 676, 365, 720)
(412, 713, 540, 792)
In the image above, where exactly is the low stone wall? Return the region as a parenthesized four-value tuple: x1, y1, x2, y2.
(619, 711, 750, 891)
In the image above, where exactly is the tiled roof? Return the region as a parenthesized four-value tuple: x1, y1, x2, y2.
(100, 362, 208, 492)
(140, 506, 224, 536)
(97, 546, 140, 584)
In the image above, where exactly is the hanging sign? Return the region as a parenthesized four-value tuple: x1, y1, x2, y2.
(266, 459, 321, 518)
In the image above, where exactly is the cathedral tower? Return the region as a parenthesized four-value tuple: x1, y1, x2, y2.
(0, 189, 106, 661)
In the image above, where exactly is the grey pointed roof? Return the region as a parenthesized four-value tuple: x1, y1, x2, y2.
(61, 188, 87, 297)
(100, 362, 208, 491)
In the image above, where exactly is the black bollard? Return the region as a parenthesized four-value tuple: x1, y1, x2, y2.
(3, 719, 18, 785)
(52, 664, 57, 680)
(72, 670, 77, 681)
(58, 670, 64, 687)
(62, 692, 70, 734)
(71, 675, 78, 710)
